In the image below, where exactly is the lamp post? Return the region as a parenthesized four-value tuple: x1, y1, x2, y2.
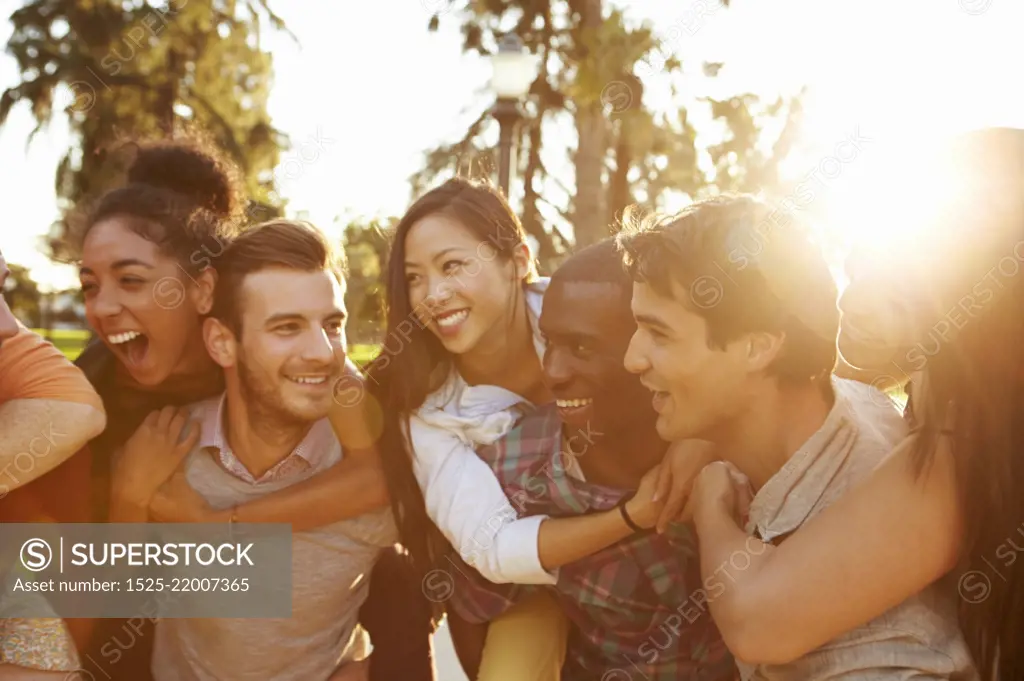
(489, 34, 538, 197)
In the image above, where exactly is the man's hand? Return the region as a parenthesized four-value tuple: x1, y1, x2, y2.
(651, 440, 718, 533)
(112, 406, 199, 510)
(685, 461, 753, 527)
(149, 467, 212, 523)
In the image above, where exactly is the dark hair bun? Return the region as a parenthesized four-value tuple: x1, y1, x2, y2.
(126, 138, 242, 219)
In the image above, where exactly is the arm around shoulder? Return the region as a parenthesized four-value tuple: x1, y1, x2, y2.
(0, 400, 105, 489)
(407, 413, 557, 585)
(409, 412, 658, 584)
(152, 358, 391, 529)
(694, 436, 962, 664)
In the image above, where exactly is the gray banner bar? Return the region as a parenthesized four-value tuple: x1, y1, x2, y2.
(0, 523, 292, 618)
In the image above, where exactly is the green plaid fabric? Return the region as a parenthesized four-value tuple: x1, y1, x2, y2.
(447, 404, 734, 681)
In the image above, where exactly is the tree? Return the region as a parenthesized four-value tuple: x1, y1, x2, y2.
(2, 263, 42, 327)
(0, 0, 292, 262)
(341, 217, 393, 345)
(417, 1, 804, 270)
(703, 91, 805, 194)
(571, 0, 609, 248)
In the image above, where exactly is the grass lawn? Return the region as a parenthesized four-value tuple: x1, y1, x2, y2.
(31, 328, 90, 361)
(347, 344, 380, 366)
(31, 327, 382, 367)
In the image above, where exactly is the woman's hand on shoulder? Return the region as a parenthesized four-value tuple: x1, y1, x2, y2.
(111, 406, 200, 510)
(651, 439, 719, 533)
(623, 465, 667, 530)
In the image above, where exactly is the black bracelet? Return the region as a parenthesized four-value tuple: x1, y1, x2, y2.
(617, 492, 644, 533)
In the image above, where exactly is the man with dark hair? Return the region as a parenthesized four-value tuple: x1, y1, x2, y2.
(148, 221, 397, 681)
(446, 238, 734, 681)
(617, 196, 843, 475)
(617, 197, 971, 678)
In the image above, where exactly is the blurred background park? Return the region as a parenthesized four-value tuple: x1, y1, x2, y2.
(0, 1, 1020, 678)
(3, 0, 1022, 366)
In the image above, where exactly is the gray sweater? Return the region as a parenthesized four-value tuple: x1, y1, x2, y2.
(738, 378, 977, 681)
(152, 397, 397, 681)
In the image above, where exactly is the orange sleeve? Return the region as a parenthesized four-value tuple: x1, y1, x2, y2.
(0, 326, 104, 410)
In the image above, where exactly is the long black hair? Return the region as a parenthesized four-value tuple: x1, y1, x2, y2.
(906, 127, 1024, 681)
(366, 177, 537, 593)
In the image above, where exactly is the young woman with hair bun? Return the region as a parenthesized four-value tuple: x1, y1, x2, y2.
(17, 133, 436, 681)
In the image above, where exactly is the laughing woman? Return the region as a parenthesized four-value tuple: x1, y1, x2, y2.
(63, 134, 434, 681)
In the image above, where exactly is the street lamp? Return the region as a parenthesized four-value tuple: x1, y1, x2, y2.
(489, 33, 538, 197)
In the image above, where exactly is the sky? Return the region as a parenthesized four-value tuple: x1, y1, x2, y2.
(2, 0, 1022, 291)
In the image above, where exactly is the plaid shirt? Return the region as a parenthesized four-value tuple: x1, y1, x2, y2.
(447, 404, 734, 681)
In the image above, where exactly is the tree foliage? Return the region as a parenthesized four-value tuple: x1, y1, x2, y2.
(341, 217, 392, 345)
(1, 0, 291, 261)
(416, 0, 804, 271)
(2, 262, 42, 326)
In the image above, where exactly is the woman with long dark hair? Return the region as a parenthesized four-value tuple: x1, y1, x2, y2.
(369, 178, 664, 581)
(361, 177, 676, 679)
(682, 127, 1024, 680)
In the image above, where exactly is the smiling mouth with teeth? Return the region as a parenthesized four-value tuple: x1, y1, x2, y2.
(107, 330, 149, 365)
(435, 309, 469, 328)
(108, 330, 142, 345)
(556, 398, 593, 409)
(288, 375, 329, 386)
